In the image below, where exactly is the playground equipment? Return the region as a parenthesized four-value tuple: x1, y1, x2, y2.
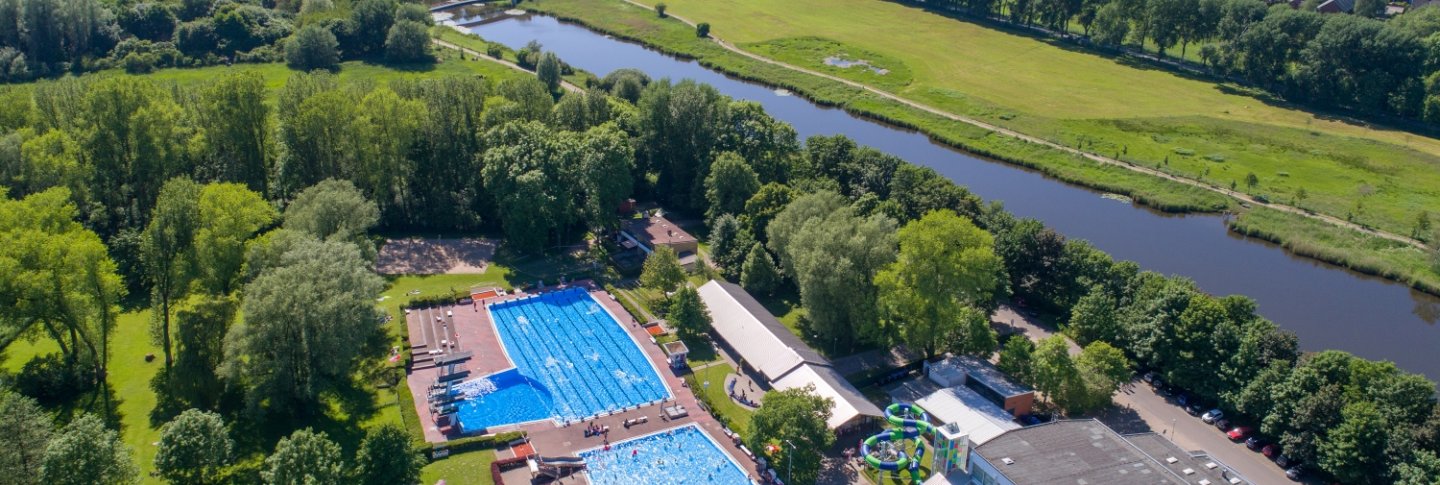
(861, 403, 934, 484)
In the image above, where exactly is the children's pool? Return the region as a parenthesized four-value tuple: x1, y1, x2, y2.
(580, 424, 753, 485)
(453, 287, 671, 432)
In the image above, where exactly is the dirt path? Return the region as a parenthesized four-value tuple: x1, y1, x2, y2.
(432, 37, 584, 93)
(610, 0, 1425, 250)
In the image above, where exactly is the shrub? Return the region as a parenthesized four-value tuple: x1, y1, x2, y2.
(122, 52, 158, 73)
(656, 2, 667, 17)
(696, 22, 710, 38)
(384, 20, 433, 64)
(486, 43, 504, 59)
(285, 24, 339, 71)
(16, 354, 87, 406)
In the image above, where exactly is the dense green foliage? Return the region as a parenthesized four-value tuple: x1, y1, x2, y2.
(748, 385, 834, 485)
(154, 409, 233, 485)
(876, 210, 1001, 358)
(667, 286, 711, 338)
(263, 428, 346, 485)
(40, 413, 138, 485)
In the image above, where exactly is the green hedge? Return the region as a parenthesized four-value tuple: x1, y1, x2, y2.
(444, 430, 528, 455)
(405, 290, 466, 309)
(396, 380, 427, 449)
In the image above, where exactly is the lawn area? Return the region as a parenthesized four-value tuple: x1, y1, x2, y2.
(420, 449, 498, 485)
(545, 0, 1440, 240)
(690, 363, 753, 439)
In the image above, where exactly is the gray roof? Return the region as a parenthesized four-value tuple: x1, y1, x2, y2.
(1125, 433, 1252, 485)
(975, 420, 1188, 485)
(709, 280, 828, 367)
(945, 354, 1033, 398)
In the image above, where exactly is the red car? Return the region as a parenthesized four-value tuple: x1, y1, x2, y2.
(1262, 444, 1279, 458)
(1227, 426, 1254, 441)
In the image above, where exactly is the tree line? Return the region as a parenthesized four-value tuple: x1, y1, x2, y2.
(1, 45, 1436, 482)
(915, 0, 1440, 125)
(0, 0, 436, 80)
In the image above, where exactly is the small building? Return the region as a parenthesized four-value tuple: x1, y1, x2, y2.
(969, 419, 1252, 485)
(662, 340, 689, 369)
(696, 280, 884, 435)
(1316, 0, 1354, 13)
(926, 355, 1035, 418)
(619, 212, 700, 271)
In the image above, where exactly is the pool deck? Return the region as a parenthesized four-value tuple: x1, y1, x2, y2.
(403, 283, 763, 482)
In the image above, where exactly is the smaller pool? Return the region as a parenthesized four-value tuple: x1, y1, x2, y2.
(580, 424, 752, 485)
(452, 369, 554, 432)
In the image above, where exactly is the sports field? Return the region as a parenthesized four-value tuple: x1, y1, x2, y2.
(647, 0, 1440, 238)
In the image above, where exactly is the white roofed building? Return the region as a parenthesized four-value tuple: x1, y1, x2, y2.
(696, 280, 884, 434)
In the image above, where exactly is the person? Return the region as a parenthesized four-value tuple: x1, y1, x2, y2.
(632, 449, 638, 457)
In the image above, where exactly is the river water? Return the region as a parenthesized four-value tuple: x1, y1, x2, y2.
(469, 15, 1440, 380)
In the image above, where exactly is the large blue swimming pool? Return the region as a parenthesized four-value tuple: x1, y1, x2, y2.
(580, 425, 753, 485)
(453, 288, 670, 432)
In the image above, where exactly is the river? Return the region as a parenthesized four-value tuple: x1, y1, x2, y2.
(468, 14, 1440, 380)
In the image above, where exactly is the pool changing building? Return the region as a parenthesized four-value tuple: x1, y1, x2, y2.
(696, 280, 884, 434)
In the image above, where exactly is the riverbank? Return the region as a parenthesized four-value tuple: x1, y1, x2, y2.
(519, 0, 1440, 297)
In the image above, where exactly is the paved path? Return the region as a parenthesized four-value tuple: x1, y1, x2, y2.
(609, 0, 1425, 250)
(432, 37, 584, 93)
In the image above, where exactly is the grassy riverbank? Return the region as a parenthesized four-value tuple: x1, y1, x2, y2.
(652, 0, 1440, 240)
(521, 0, 1440, 295)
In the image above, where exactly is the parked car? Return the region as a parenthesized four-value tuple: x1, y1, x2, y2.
(1142, 371, 1159, 384)
(1227, 426, 1254, 441)
(1276, 455, 1298, 468)
(1201, 409, 1224, 423)
(1186, 403, 1205, 416)
(1245, 436, 1266, 451)
(1285, 466, 1304, 481)
(1213, 418, 1230, 430)
(1176, 393, 1190, 406)
(1262, 444, 1279, 458)
(1157, 385, 1174, 396)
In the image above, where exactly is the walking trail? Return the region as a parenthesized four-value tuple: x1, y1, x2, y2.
(432, 37, 584, 93)
(612, 0, 1425, 250)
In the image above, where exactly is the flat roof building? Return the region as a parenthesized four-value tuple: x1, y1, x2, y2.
(926, 355, 1035, 417)
(619, 213, 699, 270)
(697, 280, 883, 433)
(970, 420, 1251, 485)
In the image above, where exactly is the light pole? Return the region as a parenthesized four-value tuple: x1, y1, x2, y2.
(785, 439, 795, 485)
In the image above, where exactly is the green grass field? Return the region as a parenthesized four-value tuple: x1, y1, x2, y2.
(420, 449, 498, 485)
(691, 363, 753, 439)
(646, 0, 1440, 238)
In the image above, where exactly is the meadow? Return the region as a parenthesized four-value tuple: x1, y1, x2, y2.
(651, 0, 1440, 239)
(523, 0, 1440, 295)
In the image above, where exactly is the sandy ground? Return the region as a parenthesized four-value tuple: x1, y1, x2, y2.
(375, 238, 496, 275)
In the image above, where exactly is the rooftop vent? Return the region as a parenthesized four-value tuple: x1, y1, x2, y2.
(1166, 457, 1179, 464)
(1183, 468, 1195, 475)
(1205, 462, 1219, 469)
(1001, 458, 1014, 465)
(1199, 480, 1212, 485)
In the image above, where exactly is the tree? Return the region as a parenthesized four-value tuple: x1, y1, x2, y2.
(284, 179, 379, 249)
(1395, 450, 1440, 485)
(194, 183, 275, 296)
(875, 210, 1002, 358)
(285, 25, 339, 71)
(536, 51, 561, 93)
(1074, 341, 1131, 411)
(749, 385, 835, 485)
(576, 123, 634, 231)
(641, 245, 686, 293)
(1032, 335, 1081, 410)
(154, 409, 233, 485)
(384, 20, 432, 64)
(741, 243, 781, 296)
(356, 425, 422, 485)
(0, 391, 52, 483)
(169, 297, 237, 408)
(263, 429, 346, 485)
(1318, 401, 1390, 484)
(1353, 0, 1385, 18)
(769, 192, 896, 351)
(704, 152, 762, 223)
(667, 286, 711, 338)
(709, 214, 755, 279)
(1415, 211, 1432, 241)
(656, 2, 667, 17)
(1090, 2, 1129, 46)
(480, 121, 571, 251)
(636, 80, 727, 211)
(1067, 288, 1119, 345)
(697, 22, 710, 38)
(40, 414, 138, 485)
(144, 177, 203, 371)
(196, 72, 272, 194)
(354, 87, 425, 226)
(350, 0, 396, 57)
(223, 235, 384, 414)
(997, 337, 1036, 385)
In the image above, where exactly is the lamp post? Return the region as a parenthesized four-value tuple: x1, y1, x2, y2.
(785, 439, 795, 485)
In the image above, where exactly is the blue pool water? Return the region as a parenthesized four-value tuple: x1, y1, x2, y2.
(454, 288, 670, 432)
(580, 425, 753, 485)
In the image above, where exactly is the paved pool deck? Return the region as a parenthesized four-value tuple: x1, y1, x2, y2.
(403, 282, 762, 482)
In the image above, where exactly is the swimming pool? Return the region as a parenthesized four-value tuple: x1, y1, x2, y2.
(453, 287, 671, 431)
(580, 424, 753, 485)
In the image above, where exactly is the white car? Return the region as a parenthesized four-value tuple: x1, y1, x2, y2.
(1201, 409, 1224, 424)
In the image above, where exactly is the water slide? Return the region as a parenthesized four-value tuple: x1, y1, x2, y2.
(859, 403, 933, 484)
(530, 456, 587, 479)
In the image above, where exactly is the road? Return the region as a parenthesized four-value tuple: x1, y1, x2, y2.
(607, 0, 1425, 250)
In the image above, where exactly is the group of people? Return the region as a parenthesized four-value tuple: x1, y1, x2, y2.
(584, 422, 610, 438)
